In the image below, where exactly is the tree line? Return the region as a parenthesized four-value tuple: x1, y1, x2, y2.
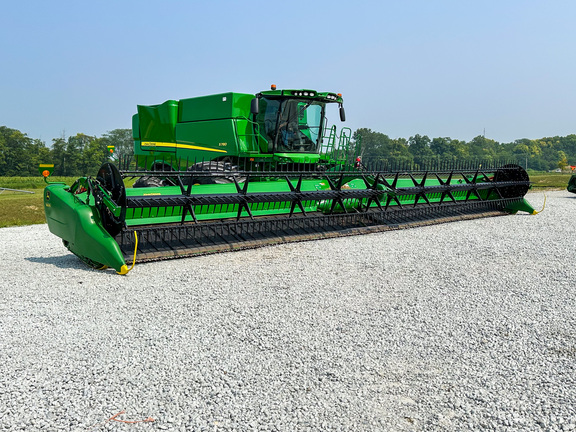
(354, 128, 576, 171)
(0, 127, 133, 177)
(1, 125, 575, 177)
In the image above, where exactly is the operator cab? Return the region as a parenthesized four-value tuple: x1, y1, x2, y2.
(251, 86, 345, 154)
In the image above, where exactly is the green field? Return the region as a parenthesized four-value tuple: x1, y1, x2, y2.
(0, 177, 75, 227)
(0, 172, 571, 228)
(527, 173, 572, 190)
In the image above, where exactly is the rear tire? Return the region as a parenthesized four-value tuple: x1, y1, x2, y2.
(133, 176, 171, 188)
(133, 162, 176, 187)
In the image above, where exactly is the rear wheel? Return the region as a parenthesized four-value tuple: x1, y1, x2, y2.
(133, 162, 176, 187)
(133, 176, 172, 188)
(183, 161, 245, 185)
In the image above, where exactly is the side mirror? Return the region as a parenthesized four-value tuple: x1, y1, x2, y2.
(250, 98, 259, 115)
(339, 105, 346, 122)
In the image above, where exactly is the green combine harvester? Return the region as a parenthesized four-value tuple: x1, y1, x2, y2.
(42, 86, 537, 274)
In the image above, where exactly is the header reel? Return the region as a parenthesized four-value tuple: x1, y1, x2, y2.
(43, 161, 535, 273)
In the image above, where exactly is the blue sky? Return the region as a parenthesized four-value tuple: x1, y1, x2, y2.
(1, 0, 575, 144)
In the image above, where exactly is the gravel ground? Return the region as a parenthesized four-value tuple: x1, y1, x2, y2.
(0, 191, 574, 431)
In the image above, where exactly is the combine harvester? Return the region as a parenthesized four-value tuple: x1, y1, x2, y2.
(42, 86, 536, 274)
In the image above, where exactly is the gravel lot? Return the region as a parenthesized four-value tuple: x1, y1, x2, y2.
(0, 191, 574, 431)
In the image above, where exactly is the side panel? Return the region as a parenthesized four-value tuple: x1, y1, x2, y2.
(175, 119, 238, 161)
(132, 114, 140, 140)
(135, 100, 178, 157)
(179, 93, 253, 122)
(133, 94, 257, 164)
(137, 100, 179, 143)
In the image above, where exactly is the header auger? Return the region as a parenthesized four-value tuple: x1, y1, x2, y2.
(42, 86, 537, 273)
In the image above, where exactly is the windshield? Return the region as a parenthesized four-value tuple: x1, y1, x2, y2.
(257, 97, 325, 153)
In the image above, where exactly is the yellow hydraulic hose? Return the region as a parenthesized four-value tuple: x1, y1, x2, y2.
(532, 193, 547, 215)
(117, 231, 138, 275)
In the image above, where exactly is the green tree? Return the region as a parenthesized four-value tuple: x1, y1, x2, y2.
(82, 137, 111, 175)
(66, 133, 95, 176)
(50, 133, 109, 176)
(558, 151, 568, 170)
(25, 138, 51, 176)
(353, 128, 413, 168)
(100, 129, 133, 156)
(468, 135, 499, 161)
(0, 127, 31, 176)
(50, 137, 67, 176)
(430, 137, 469, 163)
(388, 137, 413, 167)
(408, 134, 433, 166)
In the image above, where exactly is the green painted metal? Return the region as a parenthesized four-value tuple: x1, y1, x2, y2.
(132, 87, 351, 170)
(41, 86, 537, 272)
(118, 170, 532, 225)
(43, 164, 535, 272)
(43, 183, 127, 273)
(123, 179, 325, 225)
(503, 198, 536, 214)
